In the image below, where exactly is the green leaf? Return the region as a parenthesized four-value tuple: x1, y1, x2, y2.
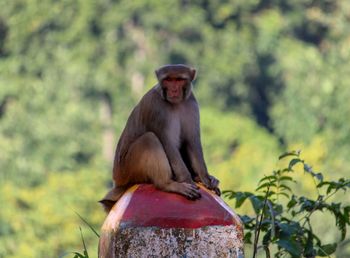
(267, 191, 276, 198)
(278, 192, 290, 199)
(60, 252, 85, 258)
(262, 229, 271, 246)
(277, 239, 302, 257)
(287, 195, 297, 210)
(240, 215, 255, 225)
(274, 204, 284, 215)
(327, 184, 335, 194)
(258, 175, 277, 184)
(249, 195, 264, 214)
(288, 158, 302, 171)
(244, 231, 252, 244)
(256, 182, 276, 191)
(344, 206, 350, 224)
(327, 203, 348, 240)
(222, 190, 235, 199)
(314, 173, 323, 182)
(303, 163, 312, 173)
(317, 243, 337, 256)
(338, 215, 347, 241)
(299, 198, 315, 212)
(75, 211, 100, 238)
(79, 227, 89, 258)
(278, 222, 300, 237)
(279, 176, 293, 182)
(278, 151, 300, 160)
(304, 231, 315, 257)
(317, 181, 330, 188)
(234, 192, 252, 208)
(279, 184, 292, 192)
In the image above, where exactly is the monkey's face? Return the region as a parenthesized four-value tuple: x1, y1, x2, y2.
(155, 64, 196, 104)
(161, 76, 189, 104)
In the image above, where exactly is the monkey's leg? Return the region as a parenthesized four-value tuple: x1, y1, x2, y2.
(122, 132, 201, 200)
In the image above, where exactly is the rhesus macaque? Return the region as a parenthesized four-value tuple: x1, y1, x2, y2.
(100, 64, 220, 212)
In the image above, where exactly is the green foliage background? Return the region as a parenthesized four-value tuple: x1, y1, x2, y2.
(0, 0, 349, 257)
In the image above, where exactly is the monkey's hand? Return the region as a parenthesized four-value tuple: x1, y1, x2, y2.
(208, 175, 221, 196)
(199, 174, 221, 196)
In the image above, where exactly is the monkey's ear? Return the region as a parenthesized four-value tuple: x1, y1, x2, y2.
(155, 69, 162, 81)
(190, 68, 197, 81)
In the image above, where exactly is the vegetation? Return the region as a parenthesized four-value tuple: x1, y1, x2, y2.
(224, 151, 350, 257)
(0, 0, 349, 257)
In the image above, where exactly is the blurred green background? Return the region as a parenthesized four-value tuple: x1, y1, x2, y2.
(0, 0, 349, 257)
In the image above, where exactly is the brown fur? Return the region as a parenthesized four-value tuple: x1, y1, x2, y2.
(100, 64, 220, 212)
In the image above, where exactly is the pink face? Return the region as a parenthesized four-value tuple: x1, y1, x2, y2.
(162, 77, 187, 103)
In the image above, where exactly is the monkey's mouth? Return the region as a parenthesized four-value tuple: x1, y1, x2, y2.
(167, 95, 183, 104)
(168, 90, 181, 98)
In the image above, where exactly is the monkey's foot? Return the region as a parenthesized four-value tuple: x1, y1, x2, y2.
(167, 181, 201, 200)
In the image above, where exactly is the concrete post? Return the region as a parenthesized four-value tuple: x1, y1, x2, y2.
(99, 184, 244, 258)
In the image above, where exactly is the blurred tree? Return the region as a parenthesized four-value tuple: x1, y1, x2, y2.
(0, 0, 349, 256)
(270, 1, 350, 177)
(0, 169, 106, 258)
(200, 108, 280, 192)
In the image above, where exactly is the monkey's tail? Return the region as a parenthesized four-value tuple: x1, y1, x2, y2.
(99, 186, 129, 213)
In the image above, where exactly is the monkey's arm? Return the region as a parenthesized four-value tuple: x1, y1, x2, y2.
(184, 101, 220, 194)
(186, 139, 220, 195)
(158, 132, 194, 184)
(186, 137, 210, 183)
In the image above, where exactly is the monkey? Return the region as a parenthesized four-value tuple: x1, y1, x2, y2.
(100, 64, 220, 212)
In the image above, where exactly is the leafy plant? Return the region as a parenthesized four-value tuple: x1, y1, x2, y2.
(61, 213, 100, 258)
(61, 227, 90, 258)
(224, 151, 350, 257)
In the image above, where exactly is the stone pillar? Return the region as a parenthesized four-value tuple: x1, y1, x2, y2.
(99, 184, 244, 258)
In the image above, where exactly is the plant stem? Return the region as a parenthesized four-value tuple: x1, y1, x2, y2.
(252, 185, 270, 258)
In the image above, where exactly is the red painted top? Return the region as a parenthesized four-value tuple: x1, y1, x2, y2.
(107, 184, 240, 229)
